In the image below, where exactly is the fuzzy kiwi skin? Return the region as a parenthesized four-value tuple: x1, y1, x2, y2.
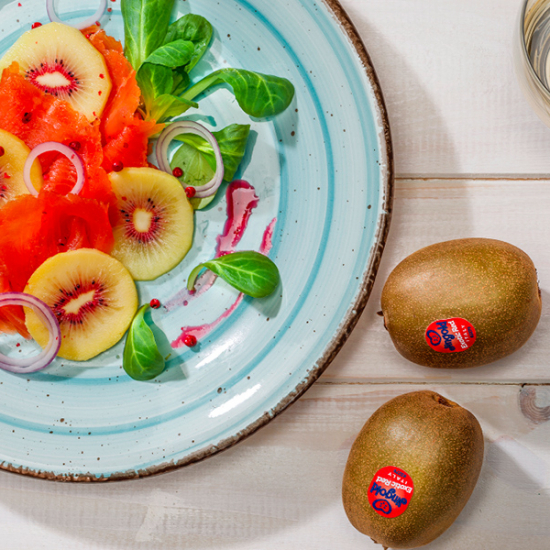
(342, 391, 484, 549)
(381, 238, 542, 368)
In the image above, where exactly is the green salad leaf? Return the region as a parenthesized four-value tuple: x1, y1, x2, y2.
(176, 123, 251, 182)
(171, 141, 215, 210)
(172, 66, 191, 96)
(137, 63, 173, 102)
(171, 123, 251, 209)
(123, 305, 165, 381)
(187, 251, 280, 298)
(137, 63, 198, 120)
(121, 0, 175, 69)
(143, 39, 195, 68)
(121, 0, 295, 122)
(149, 94, 198, 124)
(181, 68, 295, 118)
(164, 14, 213, 72)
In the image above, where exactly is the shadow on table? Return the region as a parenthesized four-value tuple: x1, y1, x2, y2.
(425, 432, 550, 549)
(320, 11, 472, 383)
(343, 3, 462, 178)
(0, 402, 347, 548)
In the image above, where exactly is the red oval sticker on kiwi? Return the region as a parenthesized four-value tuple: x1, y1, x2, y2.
(367, 466, 414, 518)
(425, 318, 476, 353)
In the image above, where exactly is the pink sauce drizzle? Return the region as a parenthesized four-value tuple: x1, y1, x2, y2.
(174, 293, 245, 346)
(165, 181, 259, 309)
(170, 181, 277, 349)
(216, 180, 259, 254)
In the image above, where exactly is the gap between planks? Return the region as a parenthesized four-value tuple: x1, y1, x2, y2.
(317, 380, 550, 386)
(396, 175, 550, 181)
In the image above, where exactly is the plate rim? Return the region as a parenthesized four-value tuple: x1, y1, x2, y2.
(0, 0, 394, 482)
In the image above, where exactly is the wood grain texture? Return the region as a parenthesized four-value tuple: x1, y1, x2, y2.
(339, 0, 550, 176)
(0, 384, 548, 549)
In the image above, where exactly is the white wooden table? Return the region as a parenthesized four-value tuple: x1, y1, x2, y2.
(2, 0, 550, 548)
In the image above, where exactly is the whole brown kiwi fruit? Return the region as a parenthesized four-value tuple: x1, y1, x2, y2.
(381, 238, 541, 368)
(342, 390, 484, 549)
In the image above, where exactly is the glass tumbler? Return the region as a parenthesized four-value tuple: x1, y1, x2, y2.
(514, 0, 550, 126)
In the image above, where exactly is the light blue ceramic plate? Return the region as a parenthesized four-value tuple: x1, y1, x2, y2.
(0, 0, 392, 480)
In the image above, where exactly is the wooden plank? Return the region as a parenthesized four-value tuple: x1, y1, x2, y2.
(322, 178, 550, 383)
(0, 384, 548, 549)
(339, 0, 550, 176)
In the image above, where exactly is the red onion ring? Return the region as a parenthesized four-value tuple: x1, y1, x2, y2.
(46, 0, 107, 30)
(156, 121, 225, 199)
(24, 142, 85, 196)
(0, 293, 60, 373)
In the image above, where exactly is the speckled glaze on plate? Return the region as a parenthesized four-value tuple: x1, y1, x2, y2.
(0, 0, 393, 481)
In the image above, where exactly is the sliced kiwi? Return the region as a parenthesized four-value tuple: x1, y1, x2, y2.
(0, 22, 112, 122)
(24, 249, 138, 361)
(109, 167, 194, 281)
(0, 129, 42, 205)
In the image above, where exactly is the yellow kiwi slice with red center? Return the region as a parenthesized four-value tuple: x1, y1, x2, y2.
(109, 167, 194, 281)
(0, 22, 112, 122)
(24, 249, 138, 361)
(0, 129, 43, 205)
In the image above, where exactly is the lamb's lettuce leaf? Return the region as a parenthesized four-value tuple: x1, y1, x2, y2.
(123, 305, 165, 381)
(181, 68, 295, 118)
(137, 63, 173, 102)
(171, 124, 251, 209)
(137, 64, 197, 120)
(172, 67, 191, 96)
(143, 40, 195, 68)
(121, 0, 175, 69)
(122, 2, 211, 121)
(187, 252, 280, 298)
(149, 94, 198, 123)
(121, 0, 294, 122)
(176, 124, 251, 182)
(164, 14, 213, 72)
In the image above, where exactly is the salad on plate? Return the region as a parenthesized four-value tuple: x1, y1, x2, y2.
(0, 0, 294, 379)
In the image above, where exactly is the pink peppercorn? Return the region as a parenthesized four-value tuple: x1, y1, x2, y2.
(183, 334, 197, 347)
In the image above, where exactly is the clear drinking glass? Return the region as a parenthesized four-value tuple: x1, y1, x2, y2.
(514, 0, 550, 126)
